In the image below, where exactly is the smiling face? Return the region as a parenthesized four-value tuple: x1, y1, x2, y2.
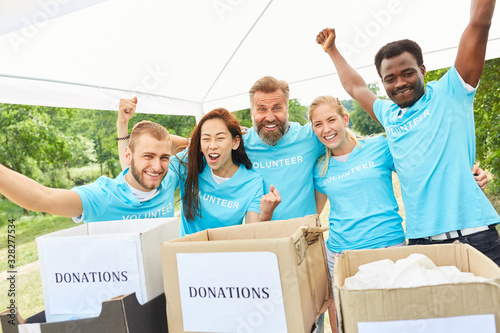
(125, 134, 171, 191)
(251, 90, 289, 146)
(200, 118, 240, 178)
(310, 103, 353, 155)
(380, 51, 426, 109)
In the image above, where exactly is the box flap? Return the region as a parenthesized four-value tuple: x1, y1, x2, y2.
(36, 224, 89, 242)
(139, 217, 180, 302)
(10, 293, 167, 333)
(206, 215, 320, 241)
(87, 217, 178, 235)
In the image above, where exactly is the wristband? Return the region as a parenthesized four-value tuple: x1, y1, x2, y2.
(116, 134, 130, 141)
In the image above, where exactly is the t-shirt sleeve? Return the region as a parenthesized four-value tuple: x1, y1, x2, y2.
(169, 149, 187, 172)
(168, 149, 188, 189)
(305, 124, 327, 159)
(313, 160, 327, 194)
(247, 177, 264, 214)
(380, 136, 396, 172)
(373, 98, 391, 129)
(435, 66, 476, 103)
(71, 181, 107, 222)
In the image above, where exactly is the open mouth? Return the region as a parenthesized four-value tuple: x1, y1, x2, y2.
(208, 153, 220, 163)
(262, 123, 278, 131)
(324, 133, 337, 141)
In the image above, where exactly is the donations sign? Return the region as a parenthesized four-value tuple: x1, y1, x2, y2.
(176, 252, 287, 332)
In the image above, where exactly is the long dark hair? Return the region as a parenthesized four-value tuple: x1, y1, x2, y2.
(183, 108, 252, 221)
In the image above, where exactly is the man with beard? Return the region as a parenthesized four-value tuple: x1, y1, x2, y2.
(316, 0, 500, 265)
(242, 77, 327, 332)
(0, 120, 176, 223)
(243, 76, 325, 221)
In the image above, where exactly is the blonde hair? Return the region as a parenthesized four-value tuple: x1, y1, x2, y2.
(129, 120, 171, 152)
(249, 76, 290, 107)
(308, 96, 359, 177)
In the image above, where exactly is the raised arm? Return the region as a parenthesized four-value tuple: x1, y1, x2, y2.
(316, 28, 379, 122)
(455, 0, 497, 86)
(0, 164, 83, 217)
(117, 97, 137, 170)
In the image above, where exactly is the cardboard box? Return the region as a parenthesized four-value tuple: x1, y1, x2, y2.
(0, 292, 167, 333)
(36, 217, 179, 322)
(334, 243, 500, 333)
(161, 215, 333, 333)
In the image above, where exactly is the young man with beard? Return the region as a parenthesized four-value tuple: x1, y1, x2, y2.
(316, 0, 500, 265)
(0, 120, 176, 223)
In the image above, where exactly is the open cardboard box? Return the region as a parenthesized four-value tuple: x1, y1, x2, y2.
(0, 292, 167, 333)
(161, 215, 333, 333)
(334, 243, 500, 333)
(36, 217, 179, 322)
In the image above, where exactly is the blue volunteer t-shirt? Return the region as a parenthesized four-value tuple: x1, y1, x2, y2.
(374, 66, 500, 238)
(243, 122, 324, 220)
(171, 152, 264, 236)
(71, 168, 176, 223)
(314, 136, 405, 252)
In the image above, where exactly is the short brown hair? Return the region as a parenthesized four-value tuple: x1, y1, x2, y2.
(129, 120, 171, 152)
(249, 76, 290, 107)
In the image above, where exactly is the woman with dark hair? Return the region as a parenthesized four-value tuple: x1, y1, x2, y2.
(117, 100, 280, 236)
(173, 107, 280, 235)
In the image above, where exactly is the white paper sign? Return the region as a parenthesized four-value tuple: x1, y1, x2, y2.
(176, 252, 287, 333)
(39, 235, 142, 321)
(358, 314, 496, 333)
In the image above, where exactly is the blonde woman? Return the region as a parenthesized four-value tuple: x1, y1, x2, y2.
(309, 96, 405, 332)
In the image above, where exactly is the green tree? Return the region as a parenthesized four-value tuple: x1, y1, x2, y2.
(347, 83, 385, 136)
(474, 58, 500, 193)
(134, 114, 196, 138)
(0, 105, 95, 186)
(425, 58, 500, 193)
(70, 110, 119, 178)
(0, 104, 97, 214)
(288, 99, 308, 125)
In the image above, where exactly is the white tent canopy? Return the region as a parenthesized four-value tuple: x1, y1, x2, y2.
(1, 0, 500, 119)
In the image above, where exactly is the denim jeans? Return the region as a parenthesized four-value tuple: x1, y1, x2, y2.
(408, 225, 500, 266)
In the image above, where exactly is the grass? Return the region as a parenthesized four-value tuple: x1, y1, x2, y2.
(0, 269, 44, 319)
(0, 200, 79, 320)
(0, 212, 76, 272)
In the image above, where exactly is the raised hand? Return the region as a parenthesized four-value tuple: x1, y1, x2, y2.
(259, 184, 281, 222)
(316, 28, 336, 53)
(118, 96, 138, 124)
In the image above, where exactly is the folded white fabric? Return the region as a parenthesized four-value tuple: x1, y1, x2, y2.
(344, 253, 487, 290)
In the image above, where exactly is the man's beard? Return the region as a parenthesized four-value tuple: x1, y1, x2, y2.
(130, 158, 162, 191)
(253, 120, 289, 146)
